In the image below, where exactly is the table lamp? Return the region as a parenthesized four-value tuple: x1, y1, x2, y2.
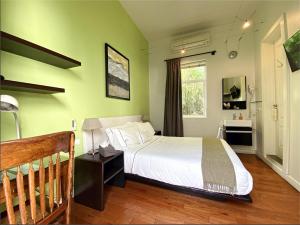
(82, 118, 102, 155)
(0, 95, 21, 139)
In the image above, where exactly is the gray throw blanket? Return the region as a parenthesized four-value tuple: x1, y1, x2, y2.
(202, 138, 237, 194)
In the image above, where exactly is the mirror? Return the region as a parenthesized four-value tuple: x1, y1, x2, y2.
(222, 76, 247, 110)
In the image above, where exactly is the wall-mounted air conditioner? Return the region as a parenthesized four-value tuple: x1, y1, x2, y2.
(171, 33, 210, 51)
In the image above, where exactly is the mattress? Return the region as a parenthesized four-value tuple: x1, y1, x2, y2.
(124, 136, 253, 195)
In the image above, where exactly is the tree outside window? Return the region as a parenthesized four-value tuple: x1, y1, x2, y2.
(181, 62, 207, 118)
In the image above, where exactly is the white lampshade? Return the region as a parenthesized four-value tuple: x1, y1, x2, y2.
(82, 118, 102, 131)
(0, 95, 19, 112)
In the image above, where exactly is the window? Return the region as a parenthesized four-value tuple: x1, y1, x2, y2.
(181, 61, 207, 118)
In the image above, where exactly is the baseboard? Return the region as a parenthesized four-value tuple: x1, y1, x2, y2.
(286, 175, 300, 192)
(262, 156, 283, 175)
(232, 146, 256, 154)
(256, 151, 264, 159)
(234, 149, 256, 154)
(258, 154, 300, 192)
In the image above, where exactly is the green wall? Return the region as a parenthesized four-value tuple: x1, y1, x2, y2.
(0, 0, 149, 155)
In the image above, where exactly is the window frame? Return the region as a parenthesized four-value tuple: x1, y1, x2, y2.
(181, 61, 207, 119)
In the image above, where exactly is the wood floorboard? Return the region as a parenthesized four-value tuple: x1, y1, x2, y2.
(71, 154, 300, 224)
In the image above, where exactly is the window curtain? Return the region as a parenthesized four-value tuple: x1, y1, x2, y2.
(163, 58, 184, 137)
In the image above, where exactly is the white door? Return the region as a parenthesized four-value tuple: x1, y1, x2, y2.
(273, 39, 284, 160)
(261, 17, 287, 165)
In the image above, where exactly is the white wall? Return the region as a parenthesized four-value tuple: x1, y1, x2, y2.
(149, 25, 257, 153)
(148, 0, 299, 189)
(254, 0, 300, 189)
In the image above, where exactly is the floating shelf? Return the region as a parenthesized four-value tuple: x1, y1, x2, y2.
(1, 31, 81, 69)
(1, 79, 65, 94)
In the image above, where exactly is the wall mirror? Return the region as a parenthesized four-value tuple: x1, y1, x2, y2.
(222, 76, 247, 110)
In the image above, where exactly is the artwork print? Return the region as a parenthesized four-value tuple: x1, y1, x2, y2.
(105, 43, 130, 100)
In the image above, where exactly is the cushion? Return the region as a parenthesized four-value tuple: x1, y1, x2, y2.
(137, 122, 155, 143)
(105, 126, 126, 150)
(118, 125, 142, 146)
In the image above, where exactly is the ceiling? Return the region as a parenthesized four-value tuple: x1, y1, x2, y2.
(120, 0, 261, 41)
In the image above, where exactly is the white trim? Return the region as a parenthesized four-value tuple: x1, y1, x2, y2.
(256, 150, 264, 159)
(234, 148, 256, 154)
(257, 154, 300, 191)
(282, 13, 290, 176)
(181, 61, 207, 118)
(261, 13, 291, 178)
(182, 79, 206, 84)
(181, 60, 206, 68)
(183, 115, 207, 119)
(286, 175, 300, 192)
(203, 66, 207, 118)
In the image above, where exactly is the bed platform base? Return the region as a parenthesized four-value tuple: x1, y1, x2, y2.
(125, 173, 252, 203)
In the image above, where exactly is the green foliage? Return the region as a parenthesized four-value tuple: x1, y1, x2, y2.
(181, 66, 205, 80)
(284, 30, 300, 70)
(181, 66, 206, 116)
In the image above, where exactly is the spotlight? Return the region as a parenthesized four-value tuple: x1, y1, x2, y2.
(243, 20, 251, 29)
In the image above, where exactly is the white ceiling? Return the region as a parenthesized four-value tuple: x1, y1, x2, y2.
(120, 0, 261, 41)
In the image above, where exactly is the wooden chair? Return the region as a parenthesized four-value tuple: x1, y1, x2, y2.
(0, 131, 75, 224)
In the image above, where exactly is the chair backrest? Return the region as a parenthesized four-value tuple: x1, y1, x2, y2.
(0, 131, 75, 224)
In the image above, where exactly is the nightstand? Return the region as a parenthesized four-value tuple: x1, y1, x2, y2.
(74, 150, 125, 211)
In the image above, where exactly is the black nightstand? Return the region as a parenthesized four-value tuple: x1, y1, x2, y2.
(74, 151, 125, 211)
(155, 130, 162, 135)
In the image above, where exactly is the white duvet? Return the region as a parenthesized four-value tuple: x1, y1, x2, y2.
(124, 136, 253, 195)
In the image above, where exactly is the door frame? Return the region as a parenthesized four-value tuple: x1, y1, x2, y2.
(261, 13, 290, 174)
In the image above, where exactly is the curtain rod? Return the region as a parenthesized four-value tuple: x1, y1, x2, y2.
(164, 50, 216, 62)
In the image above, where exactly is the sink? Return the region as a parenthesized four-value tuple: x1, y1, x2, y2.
(224, 120, 252, 127)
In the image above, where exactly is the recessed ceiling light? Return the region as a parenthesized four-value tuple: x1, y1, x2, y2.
(243, 20, 251, 29)
(180, 49, 185, 54)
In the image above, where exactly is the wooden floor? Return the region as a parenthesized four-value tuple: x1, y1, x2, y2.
(71, 155, 300, 224)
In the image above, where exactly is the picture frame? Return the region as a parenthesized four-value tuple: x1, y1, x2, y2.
(105, 43, 130, 100)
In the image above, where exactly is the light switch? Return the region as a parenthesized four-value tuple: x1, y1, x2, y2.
(72, 119, 77, 131)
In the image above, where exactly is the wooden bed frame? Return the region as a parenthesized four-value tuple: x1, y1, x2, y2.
(125, 173, 252, 203)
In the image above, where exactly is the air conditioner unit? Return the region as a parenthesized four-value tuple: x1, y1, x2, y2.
(171, 33, 210, 51)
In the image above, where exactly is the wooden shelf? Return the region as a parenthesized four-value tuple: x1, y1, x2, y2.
(1, 80, 65, 94)
(1, 31, 81, 69)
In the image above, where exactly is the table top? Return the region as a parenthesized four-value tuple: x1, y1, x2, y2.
(76, 150, 123, 164)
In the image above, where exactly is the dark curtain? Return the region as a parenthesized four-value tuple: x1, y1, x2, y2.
(163, 58, 183, 137)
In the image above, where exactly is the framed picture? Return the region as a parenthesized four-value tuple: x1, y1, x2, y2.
(105, 43, 130, 100)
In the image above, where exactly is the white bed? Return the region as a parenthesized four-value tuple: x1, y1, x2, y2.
(124, 136, 252, 196)
(82, 115, 253, 197)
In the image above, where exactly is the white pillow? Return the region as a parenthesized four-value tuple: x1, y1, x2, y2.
(105, 126, 126, 150)
(118, 125, 142, 146)
(137, 122, 155, 143)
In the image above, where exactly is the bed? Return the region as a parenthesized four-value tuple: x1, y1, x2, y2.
(82, 115, 253, 202)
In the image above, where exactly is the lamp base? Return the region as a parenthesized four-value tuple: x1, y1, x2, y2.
(88, 149, 99, 155)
